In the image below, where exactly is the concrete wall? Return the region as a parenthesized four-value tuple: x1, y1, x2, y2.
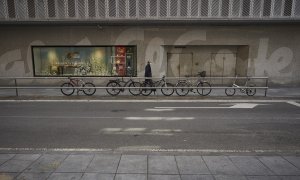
(0, 25, 299, 86)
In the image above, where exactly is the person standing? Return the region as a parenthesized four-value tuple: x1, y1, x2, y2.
(144, 61, 152, 84)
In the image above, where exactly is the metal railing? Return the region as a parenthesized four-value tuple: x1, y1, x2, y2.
(0, 76, 268, 97)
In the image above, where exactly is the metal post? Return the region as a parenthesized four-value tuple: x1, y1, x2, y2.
(264, 78, 268, 97)
(14, 79, 19, 96)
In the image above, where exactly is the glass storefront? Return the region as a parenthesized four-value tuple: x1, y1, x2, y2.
(32, 46, 136, 76)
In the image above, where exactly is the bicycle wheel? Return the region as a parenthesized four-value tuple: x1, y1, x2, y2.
(225, 87, 236, 96)
(128, 81, 142, 96)
(106, 81, 121, 96)
(197, 81, 212, 96)
(141, 81, 153, 96)
(83, 82, 96, 96)
(60, 83, 74, 96)
(246, 85, 256, 96)
(175, 81, 189, 96)
(161, 83, 174, 96)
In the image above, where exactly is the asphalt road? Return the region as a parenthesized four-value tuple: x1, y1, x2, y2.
(0, 100, 299, 154)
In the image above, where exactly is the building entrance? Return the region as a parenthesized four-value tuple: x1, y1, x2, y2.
(210, 53, 237, 84)
(167, 53, 193, 77)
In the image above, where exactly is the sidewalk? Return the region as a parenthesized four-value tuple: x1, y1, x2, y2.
(0, 87, 300, 100)
(0, 153, 300, 180)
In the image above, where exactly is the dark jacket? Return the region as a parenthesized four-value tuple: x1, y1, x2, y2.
(145, 63, 152, 77)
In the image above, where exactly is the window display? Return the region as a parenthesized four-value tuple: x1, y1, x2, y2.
(32, 46, 136, 76)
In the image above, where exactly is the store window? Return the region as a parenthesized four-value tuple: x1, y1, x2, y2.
(32, 46, 137, 77)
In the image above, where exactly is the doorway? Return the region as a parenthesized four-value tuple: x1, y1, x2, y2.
(167, 53, 193, 77)
(210, 53, 237, 84)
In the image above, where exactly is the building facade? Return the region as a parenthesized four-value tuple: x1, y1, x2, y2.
(0, 0, 300, 86)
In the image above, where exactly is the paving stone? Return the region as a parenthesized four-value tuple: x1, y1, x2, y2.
(81, 173, 114, 180)
(258, 156, 300, 175)
(117, 155, 147, 173)
(25, 154, 67, 172)
(202, 156, 242, 175)
(86, 154, 120, 173)
(279, 176, 300, 180)
(246, 176, 281, 180)
(0, 160, 34, 172)
(229, 156, 274, 175)
(214, 175, 247, 180)
(0, 159, 8, 166)
(55, 154, 93, 172)
(176, 156, 210, 175)
(181, 175, 214, 180)
(148, 174, 181, 180)
(148, 156, 179, 174)
(13, 154, 40, 161)
(284, 156, 300, 169)
(0, 173, 18, 180)
(47, 173, 83, 180)
(115, 174, 147, 180)
(0, 154, 15, 160)
(15, 172, 51, 180)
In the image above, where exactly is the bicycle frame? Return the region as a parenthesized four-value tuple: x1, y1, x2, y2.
(225, 76, 256, 96)
(231, 77, 250, 94)
(61, 77, 96, 96)
(69, 78, 85, 92)
(113, 77, 136, 91)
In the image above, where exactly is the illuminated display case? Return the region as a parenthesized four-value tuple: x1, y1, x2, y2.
(32, 46, 136, 77)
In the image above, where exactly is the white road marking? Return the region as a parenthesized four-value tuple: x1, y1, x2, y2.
(155, 103, 267, 109)
(145, 108, 174, 111)
(124, 117, 194, 121)
(99, 128, 182, 136)
(0, 115, 120, 119)
(287, 101, 300, 108)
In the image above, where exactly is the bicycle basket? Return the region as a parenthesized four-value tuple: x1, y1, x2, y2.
(198, 71, 206, 77)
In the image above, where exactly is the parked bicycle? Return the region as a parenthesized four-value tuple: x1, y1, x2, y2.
(60, 77, 96, 96)
(225, 75, 256, 96)
(141, 75, 175, 96)
(106, 77, 141, 96)
(175, 71, 212, 96)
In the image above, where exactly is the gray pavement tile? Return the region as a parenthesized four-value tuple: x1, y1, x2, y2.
(117, 155, 147, 174)
(246, 176, 280, 180)
(258, 156, 300, 175)
(229, 156, 274, 175)
(47, 173, 83, 180)
(0, 160, 34, 172)
(181, 175, 214, 180)
(13, 154, 40, 161)
(81, 173, 114, 180)
(0, 159, 8, 166)
(86, 154, 120, 173)
(214, 175, 247, 180)
(279, 176, 300, 180)
(115, 174, 147, 180)
(176, 156, 210, 175)
(148, 156, 179, 174)
(25, 154, 67, 172)
(148, 175, 181, 180)
(0, 154, 15, 160)
(0, 173, 18, 180)
(202, 156, 242, 175)
(284, 156, 300, 169)
(15, 172, 51, 180)
(55, 154, 93, 172)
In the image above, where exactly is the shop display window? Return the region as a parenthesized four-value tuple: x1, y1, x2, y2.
(32, 46, 136, 77)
